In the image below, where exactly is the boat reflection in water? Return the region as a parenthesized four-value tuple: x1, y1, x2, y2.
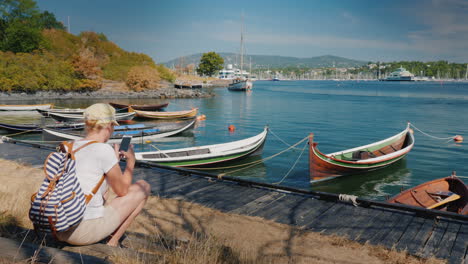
(311, 159, 411, 199)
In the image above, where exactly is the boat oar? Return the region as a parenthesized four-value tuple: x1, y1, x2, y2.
(426, 194, 461, 209)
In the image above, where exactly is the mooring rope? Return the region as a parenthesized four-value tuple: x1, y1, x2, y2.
(272, 140, 308, 185)
(269, 129, 299, 149)
(182, 135, 309, 176)
(148, 144, 171, 158)
(339, 194, 359, 207)
(3, 128, 41, 137)
(410, 123, 457, 141)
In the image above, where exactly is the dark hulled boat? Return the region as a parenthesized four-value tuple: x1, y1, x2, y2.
(109, 102, 168, 111)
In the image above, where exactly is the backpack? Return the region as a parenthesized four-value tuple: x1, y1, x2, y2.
(29, 141, 106, 237)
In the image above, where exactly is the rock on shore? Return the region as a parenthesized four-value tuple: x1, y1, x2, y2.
(0, 87, 215, 101)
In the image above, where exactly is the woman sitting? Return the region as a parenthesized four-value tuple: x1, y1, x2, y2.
(57, 103, 151, 246)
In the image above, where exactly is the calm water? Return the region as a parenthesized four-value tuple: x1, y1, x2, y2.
(1, 80, 468, 200)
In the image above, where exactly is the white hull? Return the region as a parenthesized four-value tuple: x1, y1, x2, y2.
(135, 127, 268, 165)
(43, 119, 196, 144)
(0, 104, 53, 111)
(228, 80, 253, 91)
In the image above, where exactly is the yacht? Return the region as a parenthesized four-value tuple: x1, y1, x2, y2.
(218, 64, 236, 80)
(381, 67, 414, 81)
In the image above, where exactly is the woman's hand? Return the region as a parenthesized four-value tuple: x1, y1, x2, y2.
(120, 144, 136, 167)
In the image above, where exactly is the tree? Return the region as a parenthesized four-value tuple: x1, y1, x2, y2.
(0, 0, 64, 52)
(37, 11, 65, 30)
(196, 51, 224, 77)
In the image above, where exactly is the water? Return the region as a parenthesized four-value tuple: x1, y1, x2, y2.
(1, 80, 468, 200)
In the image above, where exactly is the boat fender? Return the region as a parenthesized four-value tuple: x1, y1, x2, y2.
(453, 135, 463, 143)
(409, 128, 414, 134)
(196, 114, 206, 121)
(145, 140, 152, 143)
(228, 125, 236, 132)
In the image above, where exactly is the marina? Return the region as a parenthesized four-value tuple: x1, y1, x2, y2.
(1, 80, 467, 200)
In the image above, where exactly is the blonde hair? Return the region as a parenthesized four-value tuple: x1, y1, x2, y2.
(85, 119, 111, 133)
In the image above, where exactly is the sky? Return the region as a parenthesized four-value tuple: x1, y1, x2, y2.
(36, 0, 468, 64)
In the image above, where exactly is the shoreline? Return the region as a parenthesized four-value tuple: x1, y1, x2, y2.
(0, 87, 216, 101)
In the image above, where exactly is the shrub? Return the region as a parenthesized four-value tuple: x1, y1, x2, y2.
(126, 66, 161, 92)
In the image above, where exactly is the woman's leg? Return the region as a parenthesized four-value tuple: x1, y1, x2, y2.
(107, 180, 151, 246)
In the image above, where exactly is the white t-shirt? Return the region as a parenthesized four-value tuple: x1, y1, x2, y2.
(73, 140, 118, 220)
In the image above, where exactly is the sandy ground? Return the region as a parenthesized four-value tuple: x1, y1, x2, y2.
(0, 158, 442, 264)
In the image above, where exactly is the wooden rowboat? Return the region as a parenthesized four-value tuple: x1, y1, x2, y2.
(48, 112, 135, 123)
(109, 102, 169, 111)
(43, 119, 196, 144)
(0, 103, 53, 111)
(387, 172, 468, 214)
(37, 108, 85, 117)
(131, 108, 198, 120)
(0, 122, 84, 133)
(309, 124, 415, 183)
(135, 126, 268, 167)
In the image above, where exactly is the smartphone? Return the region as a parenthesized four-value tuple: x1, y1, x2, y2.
(119, 136, 132, 152)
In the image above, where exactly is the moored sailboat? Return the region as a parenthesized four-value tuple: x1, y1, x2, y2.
(228, 15, 253, 92)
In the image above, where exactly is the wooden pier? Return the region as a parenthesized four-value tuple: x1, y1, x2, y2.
(0, 139, 467, 263)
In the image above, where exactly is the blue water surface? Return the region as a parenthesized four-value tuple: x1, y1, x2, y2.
(1, 80, 467, 200)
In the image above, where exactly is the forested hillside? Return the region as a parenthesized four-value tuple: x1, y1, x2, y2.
(0, 0, 174, 93)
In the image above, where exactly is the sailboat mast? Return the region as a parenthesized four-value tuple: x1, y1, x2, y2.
(240, 14, 244, 77)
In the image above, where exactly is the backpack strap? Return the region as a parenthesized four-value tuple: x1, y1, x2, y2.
(62, 140, 107, 204)
(85, 174, 106, 204)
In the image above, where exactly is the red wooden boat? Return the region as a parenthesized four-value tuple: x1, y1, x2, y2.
(109, 102, 168, 111)
(387, 172, 468, 214)
(309, 124, 414, 183)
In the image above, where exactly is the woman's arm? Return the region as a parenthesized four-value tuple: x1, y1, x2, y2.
(105, 144, 136, 197)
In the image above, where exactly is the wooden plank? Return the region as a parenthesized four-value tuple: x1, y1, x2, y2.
(405, 217, 436, 255)
(145, 173, 197, 193)
(247, 195, 291, 218)
(207, 187, 269, 212)
(340, 208, 386, 241)
(447, 223, 468, 264)
(198, 184, 277, 212)
(378, 212, 415, 249)
(296, 199, 337, 228)
(184, 183, 233, 204)
(162, 180, 223, 199)
(366, 210, 414, 246)
(256, 195, 312, 225)
(334, 206, 375, 239)
(305, 203, 351, 234)
(156, 177, 202, 194)
(230, 191, 285, 215)
(434, 221, 461, 260)
(270, 196, 324, 225)
(421, 219, 449, 258)
(354, 210, 395, 244)
(394, 216, 426, 251)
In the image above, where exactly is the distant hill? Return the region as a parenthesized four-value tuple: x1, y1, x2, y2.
(163, 53, 367, 69)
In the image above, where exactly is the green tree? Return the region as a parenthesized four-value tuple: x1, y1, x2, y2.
(37, 11, 65, 30)
(196, 51, 224, 77)
(2, 20, 42, 52)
